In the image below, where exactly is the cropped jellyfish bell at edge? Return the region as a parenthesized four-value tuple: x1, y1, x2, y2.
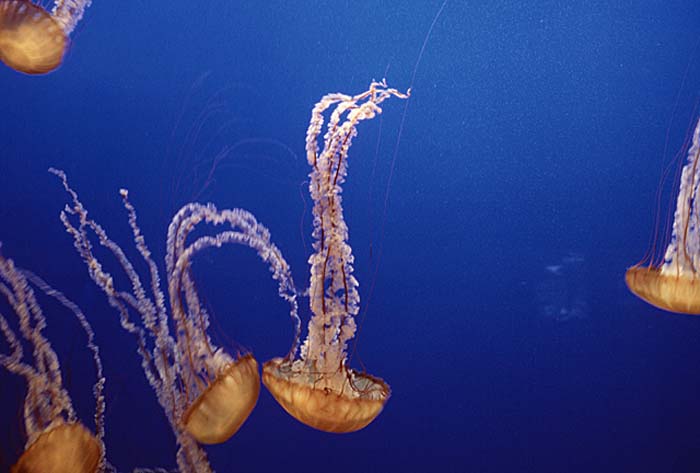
(0, 247, 106, 473)
(626, 117, 700, 314)
(0, 0, 92, 74)
(52, 169, 299, 472)
(263, 80, 409, 433)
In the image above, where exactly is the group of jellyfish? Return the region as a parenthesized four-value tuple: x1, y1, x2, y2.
(1, 3, 409, 470)
(2, 0, 700, 472)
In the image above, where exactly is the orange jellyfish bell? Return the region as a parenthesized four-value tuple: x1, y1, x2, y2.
(626, 117, 700, 314)
(12, 422, 101, 473)
(0, 0, 92, 74)
(263, 358, 390, 433)
(0, 1, 67, 74)
(181, 354, 260, 444)
(625, 266, 700, 314)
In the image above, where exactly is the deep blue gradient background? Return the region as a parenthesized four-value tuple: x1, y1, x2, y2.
(2, 1, 700, 471)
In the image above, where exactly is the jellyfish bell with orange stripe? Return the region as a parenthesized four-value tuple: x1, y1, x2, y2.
(263, 80, 409, 433)
(0, 0, 92, 75)
(626, 117, 700, 314)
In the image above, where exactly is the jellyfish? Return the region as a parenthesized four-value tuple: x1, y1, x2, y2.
(536, 252, 589, 322)
(262, 80, 409, 433)
(52, 169, 299, 472)
(0, 0, 92, 75)
(626, 117, 700, 314)
(0, 247, 106, 472)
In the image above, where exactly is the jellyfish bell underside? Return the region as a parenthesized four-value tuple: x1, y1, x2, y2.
(0, 0, 67, 75)
(182, 354, 260, 444)
(625, 266, 700, 315)
(262, 357, 390, 433)
(11, 422, 101, 473)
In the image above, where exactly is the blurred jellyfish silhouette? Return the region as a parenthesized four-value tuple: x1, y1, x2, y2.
(0, 246, 106, 473)
(535, 252, 589, 322)
(0, 0, 92, 74)
(52, 169, 298, 472)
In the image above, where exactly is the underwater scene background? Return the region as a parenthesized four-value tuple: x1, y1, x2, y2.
(2, 1, 700, 471)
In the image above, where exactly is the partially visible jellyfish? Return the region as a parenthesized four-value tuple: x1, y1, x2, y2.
(52, 169, 299, 472)
(626, 117, 700, 314)
(0, 0, 92, 74)
(0, 246, 106, 472)
(263, 80, 409, 433)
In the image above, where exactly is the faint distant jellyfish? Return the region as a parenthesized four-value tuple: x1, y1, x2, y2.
(53, 170, 298, 472)
(626, 117, 700, 314)
(0, 0, 92, 74)
(263, 80, 409, 433)
(0, 249, 106, 472)
(536, 252, 588, 322)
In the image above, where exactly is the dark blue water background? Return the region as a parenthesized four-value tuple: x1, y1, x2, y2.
(2, 1, 700, 471)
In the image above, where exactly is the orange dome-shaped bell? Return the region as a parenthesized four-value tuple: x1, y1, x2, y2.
(625, 266, 700, 314)
(11, 422, 101, 473)
(263, 358, 389, 433)
(182, 354, 260, 444)
(0, 1, 67, 74)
